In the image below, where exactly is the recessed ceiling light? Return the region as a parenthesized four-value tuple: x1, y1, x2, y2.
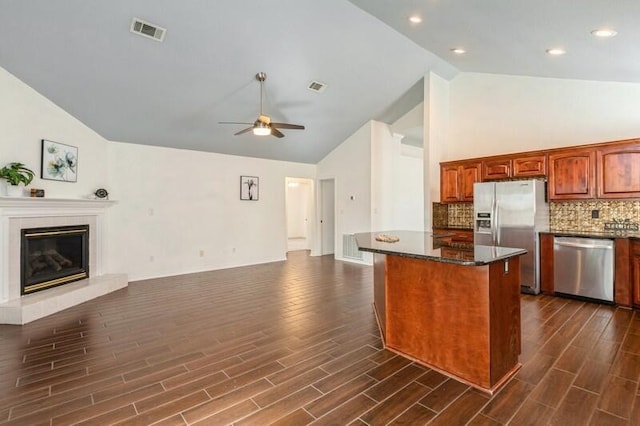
(408, 15, 422, 24)
(546, 48, 566, 56)
(591, 29, 617, 38)
(450, 48, 466, 54)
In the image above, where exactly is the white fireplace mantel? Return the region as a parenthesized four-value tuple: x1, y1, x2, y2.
(0, 197, 128, 324)
(0, 196, 117, 214)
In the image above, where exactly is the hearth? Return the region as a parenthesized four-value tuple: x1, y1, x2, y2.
(21, 225, 89, 294)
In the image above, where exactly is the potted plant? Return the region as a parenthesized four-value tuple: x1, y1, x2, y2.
(0, 162, 35, 197)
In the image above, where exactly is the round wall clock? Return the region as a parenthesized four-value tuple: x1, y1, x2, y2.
(94, 188, 109, 199)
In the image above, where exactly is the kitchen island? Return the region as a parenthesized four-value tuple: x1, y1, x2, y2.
(355, 231, 526, 394)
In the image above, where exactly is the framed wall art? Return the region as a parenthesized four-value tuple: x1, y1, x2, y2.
(41, 139, 78, 182)
(240, 176, 259, 200)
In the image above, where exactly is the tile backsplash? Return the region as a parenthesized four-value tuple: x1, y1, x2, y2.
(431, 202, 477, 229)
(432, 202, 448, 228)
(433, 200, 640, 232)
(550, 200, 640, 232)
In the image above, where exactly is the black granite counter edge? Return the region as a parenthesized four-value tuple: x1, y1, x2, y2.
(357, 246, 526, 266)
(357, 246, 481, 265)
(433, 226, 474, 232)
(541, 230, 640, 240)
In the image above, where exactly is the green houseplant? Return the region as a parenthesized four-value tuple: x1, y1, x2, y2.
(0, 162, 35, 197)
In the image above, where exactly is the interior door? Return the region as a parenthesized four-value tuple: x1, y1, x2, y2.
(320, 179, 335, 255)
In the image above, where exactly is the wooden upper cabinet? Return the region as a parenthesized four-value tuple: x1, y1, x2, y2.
(597, 144, 640, 198)
(440, 161, 481, 203)
(513, 154, 547, 178)
(482, 158, 512, 180)
(548, 149, 596, 200)
(460, 162, 481, 201)
(482, 154, 546, 181)
(440, 164, 461, 203)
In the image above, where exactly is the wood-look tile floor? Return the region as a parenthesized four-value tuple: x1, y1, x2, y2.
(1, 251, 640, 425)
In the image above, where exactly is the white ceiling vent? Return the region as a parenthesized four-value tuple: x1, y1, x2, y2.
(307, 80, 328, 93)
(130, 18, 166, 42)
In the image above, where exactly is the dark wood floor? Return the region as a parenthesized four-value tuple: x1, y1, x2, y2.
(1, 251, 639, 425)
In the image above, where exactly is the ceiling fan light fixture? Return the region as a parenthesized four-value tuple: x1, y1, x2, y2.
(253, 123, 271, 136)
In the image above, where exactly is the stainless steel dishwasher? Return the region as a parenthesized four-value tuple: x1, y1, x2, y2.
(553, 236, 614, 302)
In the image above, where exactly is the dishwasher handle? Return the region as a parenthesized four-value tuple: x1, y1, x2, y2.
(554, 240, 614, 250)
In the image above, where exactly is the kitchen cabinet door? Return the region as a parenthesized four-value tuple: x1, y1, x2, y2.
(632, 242, 640, 307)
(513, 154, 547, 178)
(460, 162, 481, 201)
(548, 149, 596, 200)
(440, 161, 481, 202)
(440, 164, 461, 203)
(633, 255, 640, 307)
(482, 158, 511, 180)
(597, 144, 640, 198)
(539, 234, 554, 294)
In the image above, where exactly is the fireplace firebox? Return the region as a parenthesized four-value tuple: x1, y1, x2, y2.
(21, 225, 89, 294)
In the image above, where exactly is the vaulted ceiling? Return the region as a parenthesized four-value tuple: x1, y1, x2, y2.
(1, 1, 637, 163)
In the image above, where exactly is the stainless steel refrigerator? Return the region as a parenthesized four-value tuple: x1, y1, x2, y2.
(473, 180, 549, 294)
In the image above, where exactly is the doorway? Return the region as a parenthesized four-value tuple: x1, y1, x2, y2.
(319, 178, 335, 255)
(285, 178, 314, 252)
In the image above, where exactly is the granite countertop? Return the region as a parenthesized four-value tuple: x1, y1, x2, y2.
(541, 230, 640, 239)
(354, 231, 526, 266)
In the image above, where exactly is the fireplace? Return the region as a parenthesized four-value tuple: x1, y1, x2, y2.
(21, 225, 90, 295)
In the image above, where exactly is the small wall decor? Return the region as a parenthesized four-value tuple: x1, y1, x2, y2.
(41, 139, 78, 182)
(94, 188, 109, 199)
(240, 176, 259, 200)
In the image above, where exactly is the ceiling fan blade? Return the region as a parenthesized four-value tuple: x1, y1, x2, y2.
(271, 127, 285, 138)
(234, 127, 254, 136)
(219, 121, 253, 125)
(270, 123, 305, 130)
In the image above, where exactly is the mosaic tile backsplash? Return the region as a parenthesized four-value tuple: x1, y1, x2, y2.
(432, 203, 448, 228)
(447, 203, 474, 228)
(550, 200, 640, 232)
(433, 200, 640, 232)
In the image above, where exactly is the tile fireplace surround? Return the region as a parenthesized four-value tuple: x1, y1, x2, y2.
(0, 197, 127, 324)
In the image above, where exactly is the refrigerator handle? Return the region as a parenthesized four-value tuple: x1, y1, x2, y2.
(495, 200, 501, 245)
(491, 198, 498, 245)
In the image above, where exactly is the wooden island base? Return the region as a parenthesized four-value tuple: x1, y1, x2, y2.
(373, 253, 522, 394)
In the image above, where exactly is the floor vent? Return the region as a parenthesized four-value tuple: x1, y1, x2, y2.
(307, 80, 328, 93)
(130, 18, 166, 42)
(342, 234, 363, 260)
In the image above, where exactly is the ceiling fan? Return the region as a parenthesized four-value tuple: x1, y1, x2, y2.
(220, 72, 305, 138)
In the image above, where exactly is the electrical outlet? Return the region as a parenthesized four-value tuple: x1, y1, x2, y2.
(199, 250, 204, 257)
(591, 209, 599, 219)
(149, 255, 154, 262)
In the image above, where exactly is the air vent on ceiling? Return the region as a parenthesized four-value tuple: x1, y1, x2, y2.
(130, 18, 166, 42)
(307, 80, 328, 93)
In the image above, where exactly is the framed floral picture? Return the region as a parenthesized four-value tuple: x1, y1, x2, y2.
(240, 176, 259, 200)
(41, 140, 78, 182)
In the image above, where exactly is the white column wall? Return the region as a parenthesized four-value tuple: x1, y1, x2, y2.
(316, 122, 372, 262)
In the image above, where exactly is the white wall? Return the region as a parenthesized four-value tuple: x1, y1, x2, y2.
(0, 66, 108, 198)
(394, 144, 424, 230)
(106, 142, 315, 281)
(370, 121, 396, 231)
(371, 123, 424, 231)
(425, 72, 450, 213)
(317, 121, 372, 262)
(448, 73, 640, 160)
